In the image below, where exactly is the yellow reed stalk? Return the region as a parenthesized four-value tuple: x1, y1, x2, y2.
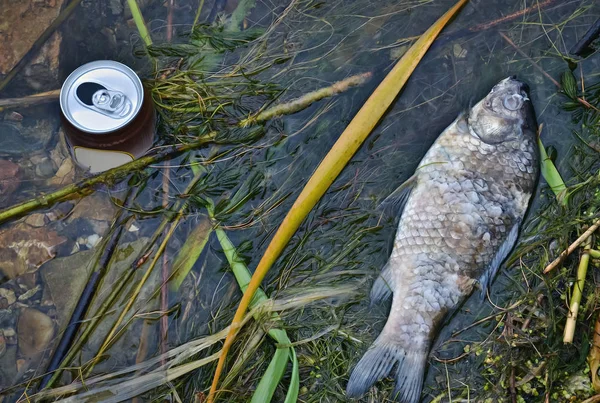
(207, 0, 469, 401)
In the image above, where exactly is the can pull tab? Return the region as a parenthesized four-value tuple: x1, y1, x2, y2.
(76, 82, 133, 118)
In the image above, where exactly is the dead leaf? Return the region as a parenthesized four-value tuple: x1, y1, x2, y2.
(0, 223, 66, 279)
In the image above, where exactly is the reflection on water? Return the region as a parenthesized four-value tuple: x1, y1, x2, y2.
(0, 0, 599, 401)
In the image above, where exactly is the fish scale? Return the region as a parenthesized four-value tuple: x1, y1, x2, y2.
(347, 77, 539, 402)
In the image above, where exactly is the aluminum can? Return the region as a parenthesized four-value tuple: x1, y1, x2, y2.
(60, 60, 155, 173)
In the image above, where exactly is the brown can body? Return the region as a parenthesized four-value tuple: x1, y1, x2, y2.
(62, 91, 155, 159)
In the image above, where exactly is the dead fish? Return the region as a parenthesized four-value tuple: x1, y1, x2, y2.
(346, 76, 539, 402)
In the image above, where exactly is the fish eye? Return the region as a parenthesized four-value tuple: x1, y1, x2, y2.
(484, 100, 491, 107)
(502, 94, 523, 111)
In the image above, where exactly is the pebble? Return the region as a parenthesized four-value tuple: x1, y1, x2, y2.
(0, 288, 16, 307)
(25, 213, 47, 227)
(34, 158, 57, 178)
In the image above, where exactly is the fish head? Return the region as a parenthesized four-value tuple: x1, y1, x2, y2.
(468, 76, 536, 145)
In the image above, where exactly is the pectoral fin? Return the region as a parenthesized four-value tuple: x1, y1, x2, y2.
(379, 174, 418, 217)
(479, 222, 520, 299)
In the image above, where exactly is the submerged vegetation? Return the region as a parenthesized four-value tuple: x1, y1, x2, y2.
(0, 0, 600, 402)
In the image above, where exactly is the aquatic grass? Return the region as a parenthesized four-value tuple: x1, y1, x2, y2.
(207, 1, 470, 399)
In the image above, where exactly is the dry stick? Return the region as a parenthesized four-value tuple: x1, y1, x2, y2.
(543, 218, 600, 273)
(0, 0, 83, 93)
(564, 237, 592, 343)
(240, 72, 373, 126)
(430, 0, 561, 49)
(469, 0, 559, 33)
(500, 32, 600, 113)
(0, 89, 60, 111)
(0, 138, 212, 225)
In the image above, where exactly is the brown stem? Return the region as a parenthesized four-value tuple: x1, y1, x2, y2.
(0, 89, 60, 111)
(500, 32, 600, 113)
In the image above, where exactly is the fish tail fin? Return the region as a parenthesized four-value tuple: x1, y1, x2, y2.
(346, 337, 427, 402)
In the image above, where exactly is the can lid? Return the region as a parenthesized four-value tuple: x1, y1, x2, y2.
(60, 60, 144, 134)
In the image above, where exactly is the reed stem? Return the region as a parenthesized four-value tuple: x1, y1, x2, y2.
(564, 237, 592, 343)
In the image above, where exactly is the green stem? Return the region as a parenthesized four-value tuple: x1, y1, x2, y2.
(192, 0, 206, 29)
(126, 0, 153, 47)
(0, 138, 212, 225)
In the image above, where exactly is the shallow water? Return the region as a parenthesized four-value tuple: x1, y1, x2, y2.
(0, 0, 599, 401)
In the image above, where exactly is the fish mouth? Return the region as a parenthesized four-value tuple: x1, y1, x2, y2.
(491, 76, 537, 131)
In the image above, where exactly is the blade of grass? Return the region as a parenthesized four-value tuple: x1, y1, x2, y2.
(213, 217, 299, 403)
(538, 124, 568, 205)
(169, 216, 214, 291)
(207, 1, 469, 401)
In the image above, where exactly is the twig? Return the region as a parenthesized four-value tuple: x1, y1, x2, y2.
(470, 0, 559, 33)
(432, 0, 561, 49)
(0, 137, 213, 225)
(564, 237, 592, 343)
(499, 32, 560, 86)
(500, 32, 600, 113)
(510, 366, 517, 403)
(543, 219, 600, 273)
(166, 0, 174, 42)
(239, 72, 372, 127)
(0, 89, 60, 111)
(0, 0, 83, 93)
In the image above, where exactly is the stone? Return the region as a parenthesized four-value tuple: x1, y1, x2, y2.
(0, 288, 16, 307)
(0, 223, 67, 279)
(68, 193, 117, 222)
(24, 213, 47, 228)
(40, 238, 148, 333)
(0, 159, 21, 205)
(34, 158, 57, 178)
(17, 308, 55, 361)
(4, 112, 23, 122)
(0, 0, 65, 87)
(47, 157, 75, 186)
